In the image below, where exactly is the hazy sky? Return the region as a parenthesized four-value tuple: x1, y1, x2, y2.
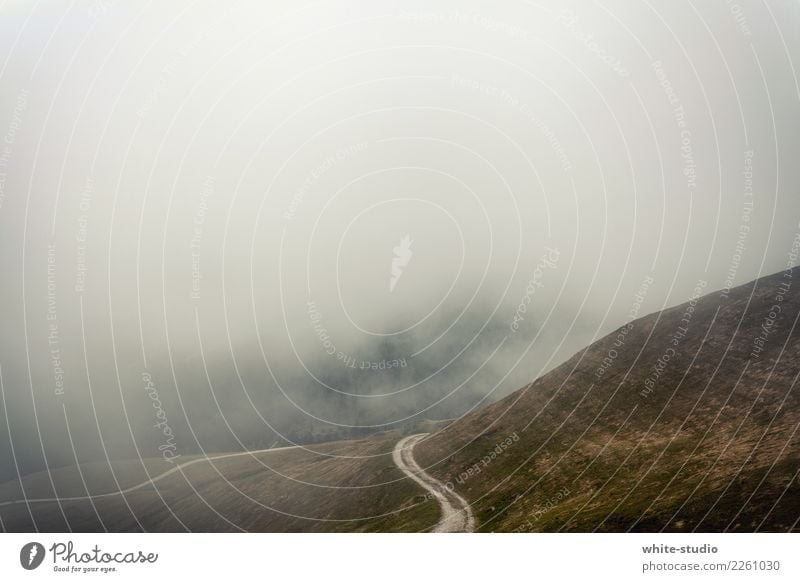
(1, 0, 799, 480)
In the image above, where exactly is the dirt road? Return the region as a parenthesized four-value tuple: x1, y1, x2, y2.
(392, 433, 475, 533)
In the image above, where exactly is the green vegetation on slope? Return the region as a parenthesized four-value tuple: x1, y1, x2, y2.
(415, 269, 800, 532)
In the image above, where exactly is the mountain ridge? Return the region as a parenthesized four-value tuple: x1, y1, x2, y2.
(415, 267, 800, 531)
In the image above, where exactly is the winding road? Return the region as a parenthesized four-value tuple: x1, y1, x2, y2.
(4, 436, 476, 533)
(392, 433, 475, 533)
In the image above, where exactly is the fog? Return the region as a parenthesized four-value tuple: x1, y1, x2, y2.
(1, 0, 799, 481)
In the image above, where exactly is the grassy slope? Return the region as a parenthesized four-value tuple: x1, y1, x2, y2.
(4, 269, 798, 532)
(415, 268, 800, 532)
(1, 434, 439, 532)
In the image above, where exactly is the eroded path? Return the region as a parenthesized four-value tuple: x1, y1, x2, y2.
(392, 433, 475, 533)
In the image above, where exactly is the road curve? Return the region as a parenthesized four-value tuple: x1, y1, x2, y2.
(0, 445, 299, 508)
(392, 433, 475, 533)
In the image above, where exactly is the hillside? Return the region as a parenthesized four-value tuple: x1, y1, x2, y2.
(415, 268, 800, 531)
(0, 434, 438, 532)
(2, 269, 798, 532)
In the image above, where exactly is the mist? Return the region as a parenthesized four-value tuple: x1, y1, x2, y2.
(1, 0, 799, 482)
